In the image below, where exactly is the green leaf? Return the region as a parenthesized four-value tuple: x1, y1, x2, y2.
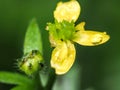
(0, 72, 32, 85)
(24, 18, 43, 54)
(11, 85, 34, 90)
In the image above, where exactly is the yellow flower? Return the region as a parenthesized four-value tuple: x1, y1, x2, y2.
(47, 0, 110, 75)
(54, 0, 110, 46)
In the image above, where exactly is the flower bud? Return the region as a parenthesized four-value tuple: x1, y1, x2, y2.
(18, 50, 43, 75)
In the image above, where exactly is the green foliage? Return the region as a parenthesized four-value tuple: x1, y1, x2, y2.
(0, 19, 45, 90)
(0, 72, 35, 90)
(11, 86, 33, 90)
(0, 72, 32, 85)
(24, 18, 43, 54)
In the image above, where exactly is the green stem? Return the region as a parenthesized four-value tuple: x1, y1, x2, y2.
(44, 69, 56, 90)
(33, 72, 44, 90)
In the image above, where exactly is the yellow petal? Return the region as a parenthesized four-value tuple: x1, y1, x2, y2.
(51, 41, 76, 75)
(73, 30, 110, 46)
(75, 22, 85, 31)
(54, 0, 81, 22)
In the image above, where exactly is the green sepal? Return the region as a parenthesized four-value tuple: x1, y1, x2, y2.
(47, 20, 76, 42)
(24, 18, 43, 54)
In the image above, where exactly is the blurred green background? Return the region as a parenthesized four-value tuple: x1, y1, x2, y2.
(0, 0, 120, 90)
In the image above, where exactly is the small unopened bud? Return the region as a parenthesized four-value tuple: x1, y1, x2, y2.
(18, 50, 43, 75)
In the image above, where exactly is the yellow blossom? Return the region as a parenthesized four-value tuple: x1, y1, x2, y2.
(47, 0, 110, 75)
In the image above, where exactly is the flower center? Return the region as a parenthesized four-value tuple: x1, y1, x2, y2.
(55, 21, 75, 41)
